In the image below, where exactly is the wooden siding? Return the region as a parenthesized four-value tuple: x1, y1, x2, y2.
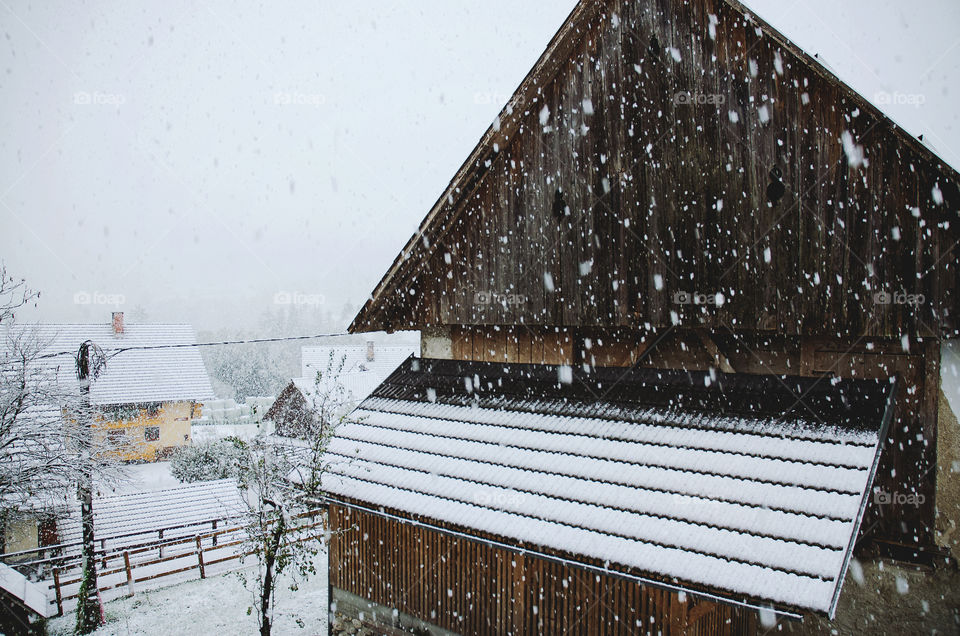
(447, 325, 937, 548)
(328, 502, 760, 635)
(354, 0, 960, 337)
(447, 325, 653, 366)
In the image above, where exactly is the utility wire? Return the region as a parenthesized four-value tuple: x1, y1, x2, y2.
(35, 331, 357, 361)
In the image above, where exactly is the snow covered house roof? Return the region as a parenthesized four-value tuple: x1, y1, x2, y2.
(301, 344, 418, 379)
(9, 321, 214, 405)
(323, 357, 895, 616)
(297, 343, 418, 409)
(265, 361, 414, 439)
(0, 561, 49, 619)
(58, 479, 246, 550)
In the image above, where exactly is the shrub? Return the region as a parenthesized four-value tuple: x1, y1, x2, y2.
(170, 437, 249, 483)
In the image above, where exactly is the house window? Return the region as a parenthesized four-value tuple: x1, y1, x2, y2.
(106, 429, 127, 445)
(145, 404, 161, 417)
(144, 426, 160, 442)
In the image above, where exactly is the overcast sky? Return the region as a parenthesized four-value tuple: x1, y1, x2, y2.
(2, 0, 958, 331)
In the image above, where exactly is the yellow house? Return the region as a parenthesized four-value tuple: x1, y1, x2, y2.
(1, 313, 215, 555)
(95, 400, 202, 462)
(34, 312, 214, 462)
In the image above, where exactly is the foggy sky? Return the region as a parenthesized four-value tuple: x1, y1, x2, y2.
(2, 0, 958, 332)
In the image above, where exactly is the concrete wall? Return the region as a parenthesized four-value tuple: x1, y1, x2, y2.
(937, 340, 960, 561)
(331, 588, 459, 636)
(420, 326, 452, 360)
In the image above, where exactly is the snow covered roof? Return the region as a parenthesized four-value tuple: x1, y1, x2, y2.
(301, 344, 418, 378)
(0, 561, 49, 618)
(58, 479, 246, 549)
(299, 343, 418, 406)
(8, 322, 214, 405)
(323, 358, 895, 616)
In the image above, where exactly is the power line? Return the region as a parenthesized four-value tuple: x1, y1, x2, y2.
(35, 331, 357, 361)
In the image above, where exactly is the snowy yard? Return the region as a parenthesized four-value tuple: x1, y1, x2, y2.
(102, 462, 183, 495)
(47, 551, 329, 636)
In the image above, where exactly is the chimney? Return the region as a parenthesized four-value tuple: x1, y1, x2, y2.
(366, 340, 375, 362)
(112, 311, 124, 335)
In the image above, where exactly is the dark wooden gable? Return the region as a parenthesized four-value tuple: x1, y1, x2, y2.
(351, 0, 960, 338)
(264, 381, 318, 439)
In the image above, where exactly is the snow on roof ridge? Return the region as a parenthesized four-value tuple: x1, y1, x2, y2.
(0, 561, 49, 617)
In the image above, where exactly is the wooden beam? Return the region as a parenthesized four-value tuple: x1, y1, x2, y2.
(694, 329, 735, 373)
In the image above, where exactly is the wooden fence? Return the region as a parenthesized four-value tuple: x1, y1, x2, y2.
(1, 515, 244, 569)
(47, 509, 326, 616)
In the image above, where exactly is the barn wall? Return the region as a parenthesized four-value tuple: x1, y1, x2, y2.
(446, 325, 939, 550)
(366, 0, 960, 337)
(328, 503, 759, 636)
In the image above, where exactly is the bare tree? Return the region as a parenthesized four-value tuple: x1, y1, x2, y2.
(0, 330, 75, 514)
(238, 354, 356, 636)
(286, 353, 356, 497)
(0, 264, 38, 325)
(0, 268, 120, 633)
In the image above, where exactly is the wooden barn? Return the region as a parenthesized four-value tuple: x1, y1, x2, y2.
(322, 0, 960, 633)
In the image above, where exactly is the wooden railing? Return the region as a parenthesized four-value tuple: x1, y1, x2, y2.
(46, 509, 326, 616)
(1, 515, 245, 569)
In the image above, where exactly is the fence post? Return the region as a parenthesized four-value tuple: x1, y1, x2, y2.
(52, 567, 63, 617)
(124, 551, 135, 597)
(100, 537, 108, 569)
(212, 520, 218, 546)
(195, 536, 206, 579)
(158, 529, 164, 558)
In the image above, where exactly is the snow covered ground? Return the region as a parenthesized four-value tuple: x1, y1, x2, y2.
(47, 551, 329, 636)
(102, 462, 183, 495)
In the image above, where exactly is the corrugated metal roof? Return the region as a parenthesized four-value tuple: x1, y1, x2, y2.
(9, 323, 214, 405)
(323, 358, 894, 615)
